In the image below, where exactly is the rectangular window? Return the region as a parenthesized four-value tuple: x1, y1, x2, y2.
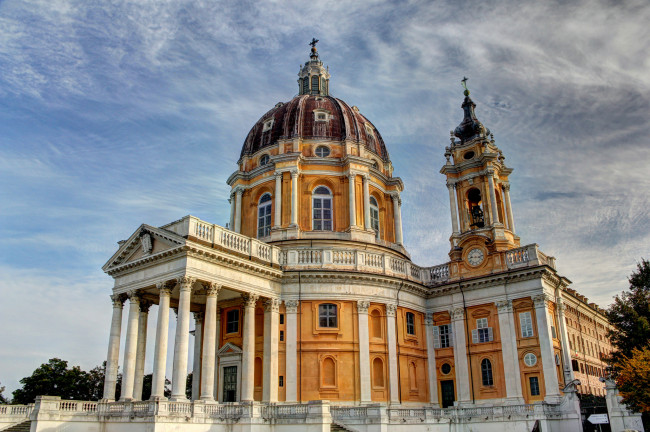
(319, 303, 337, 328)
(226, 309, 239, 334)
(406, 312, 415, 335)
(519, 312, 534, 338)
(551, 325, 557, 339)
(472, 317, 493, 343)
(439, 324, 452, 348)
(280, 314, 285, 325)
(279, 376, 284, 387)
(280, 330, 284, 342)
(572, 359, 579, 371)
(529, 376, 540, 396)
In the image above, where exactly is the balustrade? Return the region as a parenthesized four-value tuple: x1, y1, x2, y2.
(330, 406, 368, 419)
(332, 250, 355, 265)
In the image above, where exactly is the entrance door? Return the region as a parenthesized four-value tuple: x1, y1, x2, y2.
(223, 366, 237, 402)
(440, 380, 455, 408)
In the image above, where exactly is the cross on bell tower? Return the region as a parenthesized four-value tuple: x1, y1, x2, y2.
(441, 79, 519, 273)
(298, 38, 330, 96)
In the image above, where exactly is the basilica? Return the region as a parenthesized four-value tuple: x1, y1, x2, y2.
(2, 42, 634, 432)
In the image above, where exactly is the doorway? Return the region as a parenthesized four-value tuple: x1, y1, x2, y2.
(440, 380, 455, 408)
(223, 366, 237, 402)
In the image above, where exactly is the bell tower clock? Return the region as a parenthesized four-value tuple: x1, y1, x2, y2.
(441, 79, 520, 277)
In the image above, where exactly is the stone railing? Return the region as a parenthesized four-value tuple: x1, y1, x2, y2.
(330, 406, 368, 419)
(506, 244, 556, 270)
(428, 263, 450, 285)
(0, 403, 34, 418)
(261, 403, 309, 419)
(58, 400, 97, 413)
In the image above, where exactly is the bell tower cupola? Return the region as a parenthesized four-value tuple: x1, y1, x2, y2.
(298, 38, 330, 96)
(441, 78, 520, 267)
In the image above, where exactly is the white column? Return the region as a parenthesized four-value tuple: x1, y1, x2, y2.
(451, 307, 471, 403)
(133, 301, 150, 400)
(348, 173, 357, 228)
(200, 283, 220, 400)
(290, 170, 299, 226)
(556, 297, 575, 384)
(362, 175, 371, 230)
(151, 283, 172, 400)
(274, 172, 282, 228)
(357, 300, 371, 403)
(496, 300, 523, 401)
(503, 183, 516, 233)
(170, 276, 194, 401)
(241, 293, 259, 402)
(391, 194, 403, 245)
(447, 183, 460, 235)
(191, 312, 203, 401)
(487, 172, 500, 224)
(285, 300, 299, 402)
(120, 291, 141, 401)
(234, 188, 243, 233)
(424, 313, 439, 406)
(102, 295, 124, 401)
(386, 304, 400, 404)
(213, 309, 221, 400)
(533, 294, 562, 401)
(263, 298, 281, 402)
(229, 193, 235, 230)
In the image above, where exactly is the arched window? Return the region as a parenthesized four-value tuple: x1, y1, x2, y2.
(467, 188, 485, 228)
(481, 358, 493, 386)
(302, 78, 309, 94)
(259, 154, 270, 166)
(370, 309, 382, 339)
(257, 193, 272, 238)
(370, 196, 380, 238)
(311, 75, 319, 94)
(312, 186, 332, 231)
(372, 357, 384, 387)
(319, 303, 337, 328)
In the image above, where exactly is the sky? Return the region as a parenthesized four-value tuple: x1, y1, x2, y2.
(0, 0, 649, 397)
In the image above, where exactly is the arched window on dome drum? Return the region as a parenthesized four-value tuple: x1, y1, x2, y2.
(370, 196, 380, 238)
(257, 193, 272, 238)
(481, 358, 493, 386)
(312, 186, 332, 231)
(302, 78, 309, 95)
(311, 75, 319, 94)
(259, 154, 270, 166)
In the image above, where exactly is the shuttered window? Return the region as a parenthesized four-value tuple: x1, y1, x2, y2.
(472, 318, 493, 343)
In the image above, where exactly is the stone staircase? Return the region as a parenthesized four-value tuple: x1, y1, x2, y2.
(331, 420, 355, 432)
(0, 421, 31, 432)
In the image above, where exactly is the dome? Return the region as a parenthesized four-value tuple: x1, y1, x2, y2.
(240, 94, 390, 162)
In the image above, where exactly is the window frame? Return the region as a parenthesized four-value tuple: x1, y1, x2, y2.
(312, 186, 333, 231)
(481, 358, 494, 386)
(369, 196, 380, 237)
(257, 193, 273, 238)
(318, 303, 338, 328)
(519, 311, 534, 338)
(405, 312, 416, 336)
(259, 154, 270, 166)
(315, 145, 330, 157)
(529, 376, 540, 396)
(225, 309, 240, 334)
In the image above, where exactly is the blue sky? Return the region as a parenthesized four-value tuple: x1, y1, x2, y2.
(1, 0, 649, 396)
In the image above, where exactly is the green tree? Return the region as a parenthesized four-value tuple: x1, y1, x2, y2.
(607, 259, 650, 364)
(0, 381, 8, 404)
(616, 347, 650, 413)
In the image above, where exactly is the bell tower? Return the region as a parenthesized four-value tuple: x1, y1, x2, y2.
(441, 79, 520, 275)
(298, 38, 330, 96)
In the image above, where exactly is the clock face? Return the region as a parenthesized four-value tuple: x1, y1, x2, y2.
(467, 248, 485, 266)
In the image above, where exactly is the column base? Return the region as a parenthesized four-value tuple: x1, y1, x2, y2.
(119, 397, 135, 402)
(169, 396, 189, 402)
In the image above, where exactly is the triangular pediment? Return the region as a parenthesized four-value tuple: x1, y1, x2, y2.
(102, 224, 186, 272)
(217, 342, 242, 357)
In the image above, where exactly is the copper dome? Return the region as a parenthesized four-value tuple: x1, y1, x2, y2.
(240, 94, 390, 162)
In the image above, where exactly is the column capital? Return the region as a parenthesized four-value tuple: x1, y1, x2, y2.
(285, 300, 299, 313)
(234, 186, 244, 196)
(203, 282, 222, 297)
(290, 169, 299, 178)
(532, 294, 552, 308)
(242, 293, 259, 308)
(502, 182, 511, 191)
(193, 311, 204, 322)
(425, 313, 434, 326)
(139, 300, 152, 313)
(496, 299, 513, 313)
(176, 276, 196, 291)
(156, 281, 173, 296)
(361, 173, 369, 181)
(110, 294, 125, 308)
(127, 290, 141, 303)
(451, 307, 465, 321)
(446, 182, 456, 190)
(357, 300, 370, 314)
(274, 171, 284, 179)
(264, 298, 281, 313)
(386, 303, 397, 317)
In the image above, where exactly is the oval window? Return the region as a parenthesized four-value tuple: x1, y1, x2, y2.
(315, 146, 330, 157)
(524, 353, 537, 367)
(441, 363, 452, 375)
(463, 151, 475, 160)
(259, 154, 270, 166)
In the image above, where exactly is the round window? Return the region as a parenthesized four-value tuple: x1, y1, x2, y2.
(524, 353, 537, 367)
(463, 151, 475, 160)
(315, 146, 330, 157)
(259, 154, 270, 166)
(441, 363, 452, 375)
